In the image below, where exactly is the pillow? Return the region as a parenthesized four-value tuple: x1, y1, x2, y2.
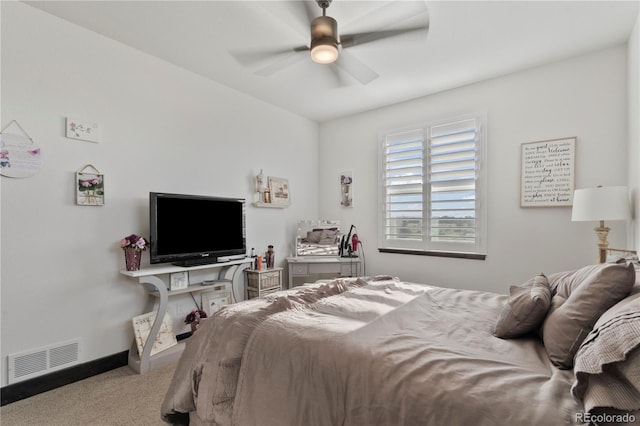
(304, 230, 323, 243)
(318, 229, 338, 245)
(547, 257, 633, 296)
(541, 262, 636, 369)
(493, 274, 551, 338)
(571, 290, 640, 413)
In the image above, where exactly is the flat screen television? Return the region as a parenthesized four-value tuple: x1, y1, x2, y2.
(150, 192, 246, 266)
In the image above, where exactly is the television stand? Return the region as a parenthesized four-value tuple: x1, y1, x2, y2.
(120, 258, 252, 374)
(172, 257, 221, 267)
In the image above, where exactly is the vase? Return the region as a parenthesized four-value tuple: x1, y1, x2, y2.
(124, 248, 142, 271)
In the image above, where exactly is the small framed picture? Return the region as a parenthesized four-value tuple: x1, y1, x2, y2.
(340, 171, 353, 207)
(76, 164, 104, 206)
(202, 291, 231, 316)
(169, 272, 189, 291)
(268, 177, 290, 206)
(66, 117, 100, 143)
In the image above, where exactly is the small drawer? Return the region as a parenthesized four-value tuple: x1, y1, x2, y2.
(247, 270, 282, 289)
(258, 270, 281, 289)
(291, 264, 309, 276)
(260, 286, 281, 296)
(247, 286, 281, 299)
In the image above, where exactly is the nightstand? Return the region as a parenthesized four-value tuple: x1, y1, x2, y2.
(245, 267, 283, 299)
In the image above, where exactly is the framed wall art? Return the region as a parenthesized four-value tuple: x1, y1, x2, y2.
(76, 164, 104, 206)
(170, 272, 189, 291)
(66, 117, 100, 143)
(202, 290, 231, 316)
(340, 171, 353, 207)
(0, 120, 43, 178)
(268, 176, 290, 206)
(520, 137, 575, 207)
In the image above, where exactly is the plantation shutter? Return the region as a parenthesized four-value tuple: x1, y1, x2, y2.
(381, 129, 425, 246)
(429, 118, 479, 244)
(379, 112, 485, 256)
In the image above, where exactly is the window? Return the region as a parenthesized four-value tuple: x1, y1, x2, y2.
(378, 112, 486, 259)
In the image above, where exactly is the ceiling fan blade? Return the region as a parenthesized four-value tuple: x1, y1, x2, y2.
(340, 1, 429, 49)
(257, 1, 319, 40)
(254, 50, 308, 77)
(301, 0, 319, 25)
(340, 25, 428, 49)
(344, 1, 429, 32)
(327, 63, 350, 87)
(334, 49, 379, 85)
(230, 46, 307, 67)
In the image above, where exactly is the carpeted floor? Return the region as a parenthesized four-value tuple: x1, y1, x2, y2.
(0, 362, 177, 426)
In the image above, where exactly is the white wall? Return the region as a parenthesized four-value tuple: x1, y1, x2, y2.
(319, 46, 630, 293)
(629, 12, 640, 248)
(0, 2, 318, 386)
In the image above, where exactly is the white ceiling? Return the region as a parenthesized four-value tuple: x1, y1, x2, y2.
(23, 1, 640, 123)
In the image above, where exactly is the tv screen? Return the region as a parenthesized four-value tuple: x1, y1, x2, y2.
(150, 192, 246, 266)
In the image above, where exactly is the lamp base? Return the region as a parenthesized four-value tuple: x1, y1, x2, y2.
(594, 220, 610, 263)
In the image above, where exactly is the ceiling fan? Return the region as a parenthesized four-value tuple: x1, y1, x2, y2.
(232, 0, 430, 85)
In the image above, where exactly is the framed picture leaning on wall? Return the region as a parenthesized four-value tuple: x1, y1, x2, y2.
(202, 290, 231, 316)
(268, 176, 290, 206)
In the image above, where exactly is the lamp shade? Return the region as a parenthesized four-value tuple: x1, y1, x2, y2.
(571, 186, 630, 222)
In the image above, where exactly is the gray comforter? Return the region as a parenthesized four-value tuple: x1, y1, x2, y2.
(161, 276, 580, 425)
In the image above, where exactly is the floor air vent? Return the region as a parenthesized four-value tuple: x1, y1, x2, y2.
(8, 339, 81, 384)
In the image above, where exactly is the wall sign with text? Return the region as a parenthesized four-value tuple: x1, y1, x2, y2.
(520, 137, 576, 207)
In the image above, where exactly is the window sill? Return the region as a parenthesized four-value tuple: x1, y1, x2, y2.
(378, 248, 486, 260)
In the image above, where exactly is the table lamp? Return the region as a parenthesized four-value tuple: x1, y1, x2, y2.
(571, 185, 630, 263)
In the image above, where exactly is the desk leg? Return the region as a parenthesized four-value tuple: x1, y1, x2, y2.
(288, 264, 293, 289)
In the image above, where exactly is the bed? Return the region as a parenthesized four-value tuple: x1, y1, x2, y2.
(161, 260, 640, 426)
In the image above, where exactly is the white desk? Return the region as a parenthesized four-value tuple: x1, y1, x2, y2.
(286, 256, 361, 288)
(120, 258, 252, 374)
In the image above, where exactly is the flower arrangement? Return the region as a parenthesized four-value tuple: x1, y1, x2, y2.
(79, 175, 103, 191)
(119, 234, 149, 251)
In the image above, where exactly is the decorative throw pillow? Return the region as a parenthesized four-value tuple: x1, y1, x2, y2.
(493, 274, 551, 338)
(541, 262, 636, 369)
(572, 290, 640, 412)
(548, 264, 606, 297)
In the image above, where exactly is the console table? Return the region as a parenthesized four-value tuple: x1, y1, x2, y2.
(120, 258, 252, 374)
(286, 256, 361, 288)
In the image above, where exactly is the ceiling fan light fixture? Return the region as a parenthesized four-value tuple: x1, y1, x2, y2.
(310, 14, 339, 64)
(311, 41, 338, 64)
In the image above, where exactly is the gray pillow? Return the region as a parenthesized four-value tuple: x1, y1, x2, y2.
(572, 290, 640, 412)
(541, 262, 636, 369)
(493, 274, 551, 338)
